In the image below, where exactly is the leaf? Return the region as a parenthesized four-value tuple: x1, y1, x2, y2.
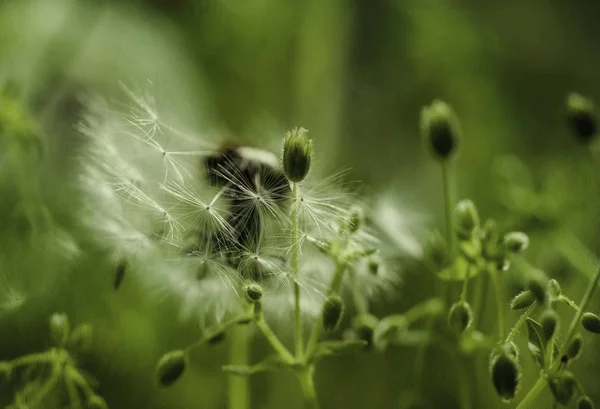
(311, 340, 368, 362)
(526, 318, 545, 368)
(222, 355, 288, 377)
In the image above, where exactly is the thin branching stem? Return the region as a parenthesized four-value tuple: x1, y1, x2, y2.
(505, 302, 537, 343)
(292, 182, 304, 359)
(441, 160, 456, 259)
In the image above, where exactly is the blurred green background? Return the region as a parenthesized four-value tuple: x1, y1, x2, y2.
(2, 0, 600, 408)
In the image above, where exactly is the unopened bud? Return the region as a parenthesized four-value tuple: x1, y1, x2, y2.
(348, 207, 364, 234)
(510, 290, 536, 310)
(578, 396, 595, 409)
(448, 301, 473, 335)
(540, 309, 559, 341)
(527, 278, 546, 303)
(581, 312, 600, 334)
(68, 324, 93, 353)
(156, 350, 187, 387)
(549, 371, 578, 405)
(504, 232, 529, 253)
(567, 93, 597, 143)
(489, 349, 521, 403)
(564, 334, 583, 362)
(420, 100, 461, 160)
(282, 127, 312, 182)
(368, 258, 380, 276)
(352, 314, 379, 348)
(548, 279, 562, 298)
(455, 199, 479, 239)
(323, 295, 345, 332)
(87, 395, 108, 409)
(50, 313, 70, 347)
(245, 283, 263, 302)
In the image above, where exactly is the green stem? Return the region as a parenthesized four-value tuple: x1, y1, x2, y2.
(292, 182, 304, 359)
(471, 273, 488, 328)
(557, 295, 579, 312)
(305, 261, 347, 359)
(228, 325, 250, 409)
(515, 376, 547, 409)
(489, 268, 505, 339)
(297, 366, 320, 409)
(441, 161, 456, 259)
(185, 314, 251, 353)
(349, 269, 367, 314)
(255, 317, 295, 364)
(505, 302, 537, 343)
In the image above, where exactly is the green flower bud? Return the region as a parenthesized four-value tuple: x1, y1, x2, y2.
(455, 199, 479, 239)
(581, 312, 600, 334)
(549, 371, 578, 405)
(68, 324, 93, 353)
(245, 283, 263, 302)
(347, 206, 364, 234)
(50, 313, 70, 347)
(489, 349, 521, 403)
(420, 100, 461, 160)
(548, 279, 562, 298)
(87, 395, 108, 409)
(352, 314, 379, 348)
(510, 290, 537, 310)
(564, 333, 583, 362)
(156, 350, 187, 387)
(503, 232, 529, 253)
(448, 301, 473, 335)
(566, 93, 597, 143)
(578, 396, 595, 409)
(282, 127, 312, 182)
(540, 309, 559, 341)
(527, 278, 546, 303)
(323, 295, 345, 332)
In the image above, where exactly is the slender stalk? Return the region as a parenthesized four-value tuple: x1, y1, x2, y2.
(228, 325, 250, 409)
(516, 262, 600, 409)
(505, 302, 537, 343)
(297, 366, 320, 409)
(185, 315, 251, 353)
(255, 318, 295, 363)
(441, 161, 456, 259)
(489, 268, 505, 339)
(471, 273, 488, 328)
(305, 261, 347, 358)
(292, 182, 304, 359)
(349, 269, 367, 314)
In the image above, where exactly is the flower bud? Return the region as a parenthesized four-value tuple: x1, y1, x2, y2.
(455, 199, 479, 239)
(540, 309, 559, 341)
(578, 396, 595, 409)
(548, 279, 562, 298)
(245, 283, 263, 302)
(68, 324, 93, 353)
(352, 314, 379, 348)
(527, 278, 546, 303)
(564, 333, 583, 362)
(282, 127, 312, 182)
(510, 290, 537, 310)
(503, 232, 529, 254)
(489, 349, 521, 402)
(50, 313, 70, 347)
(420, 100, 461, 160)
(347, 206, 364, 234)
(323, 295, 344, 332)
(567, 93, 597, 143)
(549, 371, 578, 405)
(368, 258, 380, 276)
(156, 350, 187, 387)
(87, 395, 108, 409)
(581, 312, 600, 334)
(448, 301, 473, 335)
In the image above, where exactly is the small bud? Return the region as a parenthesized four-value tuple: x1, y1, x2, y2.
(156, 350, 187, 387)
(581, 312, 600, 334)
(503, 232, 529, 253)
(323, 295, 345, 332)
(87, 395, 108, 409)
(578, 396, 595, 409)
(50, 313, 70, 347)
(510, 290, 537, 310)
(548, 279, 562, 298)
(455, 199, 479, 239)
(527, 278, 546, 303)
(549, 371, 578, 405)
(347, 206, 364, 234)
(564, 334, 583, 362)
(68, 324, 93, 353)
(489, 349, 521, 402)
(282, 127, 312, 182)
(368, 258, 380, 276)
(540, 309, 559, 341)
(245, 283, 263, 302)
(566, 93, 597, 143)
(420, 100, 461, 160)
(352, 314, 379, 348)
(448, 301, 473, 335)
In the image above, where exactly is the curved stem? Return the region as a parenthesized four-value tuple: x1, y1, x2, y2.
(292, 182, 304, 359)
(297, 366, 320, 409)
(515, 376, 546, 409)
(505, 302, 537, 343)
(255, 317, 295, 364)
(228, 325, 250, 409)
